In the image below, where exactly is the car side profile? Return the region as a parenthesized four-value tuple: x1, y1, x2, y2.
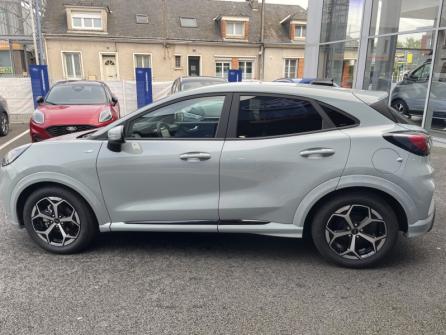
(391, 60, 446, 124)
(30, 80, 120, 142)
(0, 83, 435, 268)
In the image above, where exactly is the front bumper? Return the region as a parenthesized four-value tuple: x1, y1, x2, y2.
(406, 198, 436, 238)
(0, 164, 19, 226)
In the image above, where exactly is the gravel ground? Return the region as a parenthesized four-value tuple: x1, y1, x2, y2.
(0, 148, 445, 335)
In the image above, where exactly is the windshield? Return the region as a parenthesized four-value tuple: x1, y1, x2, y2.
(182, 79, 225, 91)
(46, 84, 107, 105)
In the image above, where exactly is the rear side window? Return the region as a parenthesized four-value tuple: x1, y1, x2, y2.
(237, 96, 323, 138)
(320, 104, 357, 127)
(369, 99, 411, 124)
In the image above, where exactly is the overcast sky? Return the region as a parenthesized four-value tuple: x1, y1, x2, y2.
(219, 0, 308, 9)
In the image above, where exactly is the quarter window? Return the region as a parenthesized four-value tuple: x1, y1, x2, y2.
(128, 96, 225, 139)
(320, 104, 357, 127)
(237, 96, 323, 138)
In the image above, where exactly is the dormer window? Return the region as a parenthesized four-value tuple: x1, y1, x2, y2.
(72, 11, 103, 30)
(65, 5, 107, 33)
(294, 24, 306, 38)
(215, 16, 249, 40)
(226, 21, 244, 37)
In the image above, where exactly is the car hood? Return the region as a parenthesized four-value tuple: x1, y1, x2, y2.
(39, 104, 108, 125)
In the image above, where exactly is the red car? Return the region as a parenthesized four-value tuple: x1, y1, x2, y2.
(30, 80, 120, 142)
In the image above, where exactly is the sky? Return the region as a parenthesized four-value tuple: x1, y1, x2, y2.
(219, 0, 308, 9)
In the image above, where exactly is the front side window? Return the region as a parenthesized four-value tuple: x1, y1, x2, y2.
(410, 64, 431, 81)
(62, 52, 82, 79)
(239, 61, 253, 80)
(226, 21, 244, 37)
(71, 12, 102, 30)
(128, 96, 225, 139)
(216, 61, 230, 79)
(237, 96, 323, 138)
(284, 59, 298, 78)
(134, 54, 151, 68)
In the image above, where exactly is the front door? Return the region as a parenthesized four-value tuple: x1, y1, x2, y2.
(188, 56, 200, 76)
(219, 94, 351, 225)
(97, 94, 231, 225)
(102, 55, 118, 80)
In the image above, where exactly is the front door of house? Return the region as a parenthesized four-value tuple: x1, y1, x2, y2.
(188, 56, 200, 76)
(102, 55, 118, 80)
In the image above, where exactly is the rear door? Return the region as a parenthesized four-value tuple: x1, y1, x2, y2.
(219, 94, 352, 225)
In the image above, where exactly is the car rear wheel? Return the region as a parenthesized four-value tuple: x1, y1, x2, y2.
(391, 99, 410, 118)
(0, 112, 9, 136)
(23, 186, 98, 254)
(311, 192, 399, 268)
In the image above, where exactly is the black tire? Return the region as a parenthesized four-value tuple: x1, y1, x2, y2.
(0, 112, 8, 136)
(391, 99, 411, 118)
(311, 192, 399, 268)
(23, 186, 98, 254)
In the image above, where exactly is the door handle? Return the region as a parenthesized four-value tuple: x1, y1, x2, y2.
(300, 148, 335, 158)
(180, 152, 211, 161)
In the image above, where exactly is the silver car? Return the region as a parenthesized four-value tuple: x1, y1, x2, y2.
(0, 83, 435, 268)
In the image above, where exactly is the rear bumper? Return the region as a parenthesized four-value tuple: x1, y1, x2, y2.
(406, 198, 436, 238)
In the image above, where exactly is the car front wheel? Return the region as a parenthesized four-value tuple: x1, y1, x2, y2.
(0, 112, 9, 136)
(23, 186, 98, 254)
(311, 192, 399, 268)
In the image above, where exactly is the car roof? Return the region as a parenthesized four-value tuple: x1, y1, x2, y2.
(54, 80, 105, 87)
(171, 81, 383, 103)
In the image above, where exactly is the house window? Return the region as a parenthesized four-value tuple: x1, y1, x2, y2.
(180, 17, 198, 28)
(63, 52, 82, 79)
(175, 55, 181, 68)
(226, 21, 244, 37)
(134, 54, 151, 68)
(239, 61, 253, 80)
(71, 11, 102, 30)
(294, 24, 306, 38)
(284, 59, 298, 78)
(216, 61, 230, 79)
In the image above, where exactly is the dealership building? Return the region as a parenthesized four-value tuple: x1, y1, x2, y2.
(304, 0, 446, 135)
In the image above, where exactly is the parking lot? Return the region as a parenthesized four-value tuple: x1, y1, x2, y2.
(0, 125, 445, 334)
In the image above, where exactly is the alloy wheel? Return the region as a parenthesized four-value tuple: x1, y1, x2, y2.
(31, 196, 81, 246)
(0, 114, 7, 134)
(325, 204, 387, 260)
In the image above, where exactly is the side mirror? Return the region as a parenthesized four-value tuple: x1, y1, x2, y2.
(36, 96, 44, 104)
(111, 95, 118, 106)
(107, 125, 125, 152)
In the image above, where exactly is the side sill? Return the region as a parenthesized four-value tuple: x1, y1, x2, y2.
(218, 222, 302, 238)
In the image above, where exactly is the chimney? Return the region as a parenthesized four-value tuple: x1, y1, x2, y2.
(247, 0, 259, 10)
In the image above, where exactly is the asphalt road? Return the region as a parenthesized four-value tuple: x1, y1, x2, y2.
(0, 130, 445, 334)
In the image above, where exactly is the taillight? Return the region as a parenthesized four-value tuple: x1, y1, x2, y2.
(383, 131, 431, 156)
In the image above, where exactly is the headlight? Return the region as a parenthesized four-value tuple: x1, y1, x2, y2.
(99, 108, 112, 123)
(32, 109, 45, 124)
(1, 144, 31, 167)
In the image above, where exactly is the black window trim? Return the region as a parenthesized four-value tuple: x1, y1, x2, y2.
(123, 92, 233, 141)
(316, 101, 360, 129)
(225, 93, 358, 140)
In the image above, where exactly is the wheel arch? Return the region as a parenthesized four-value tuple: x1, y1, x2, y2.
(302, 186, 408, 239)
(14, 180, 106, 229)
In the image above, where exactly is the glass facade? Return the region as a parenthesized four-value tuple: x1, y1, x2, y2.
(314, 0, 446, 135)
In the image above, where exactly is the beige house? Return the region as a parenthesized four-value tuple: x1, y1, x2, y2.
(43, 0, 307, 82)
